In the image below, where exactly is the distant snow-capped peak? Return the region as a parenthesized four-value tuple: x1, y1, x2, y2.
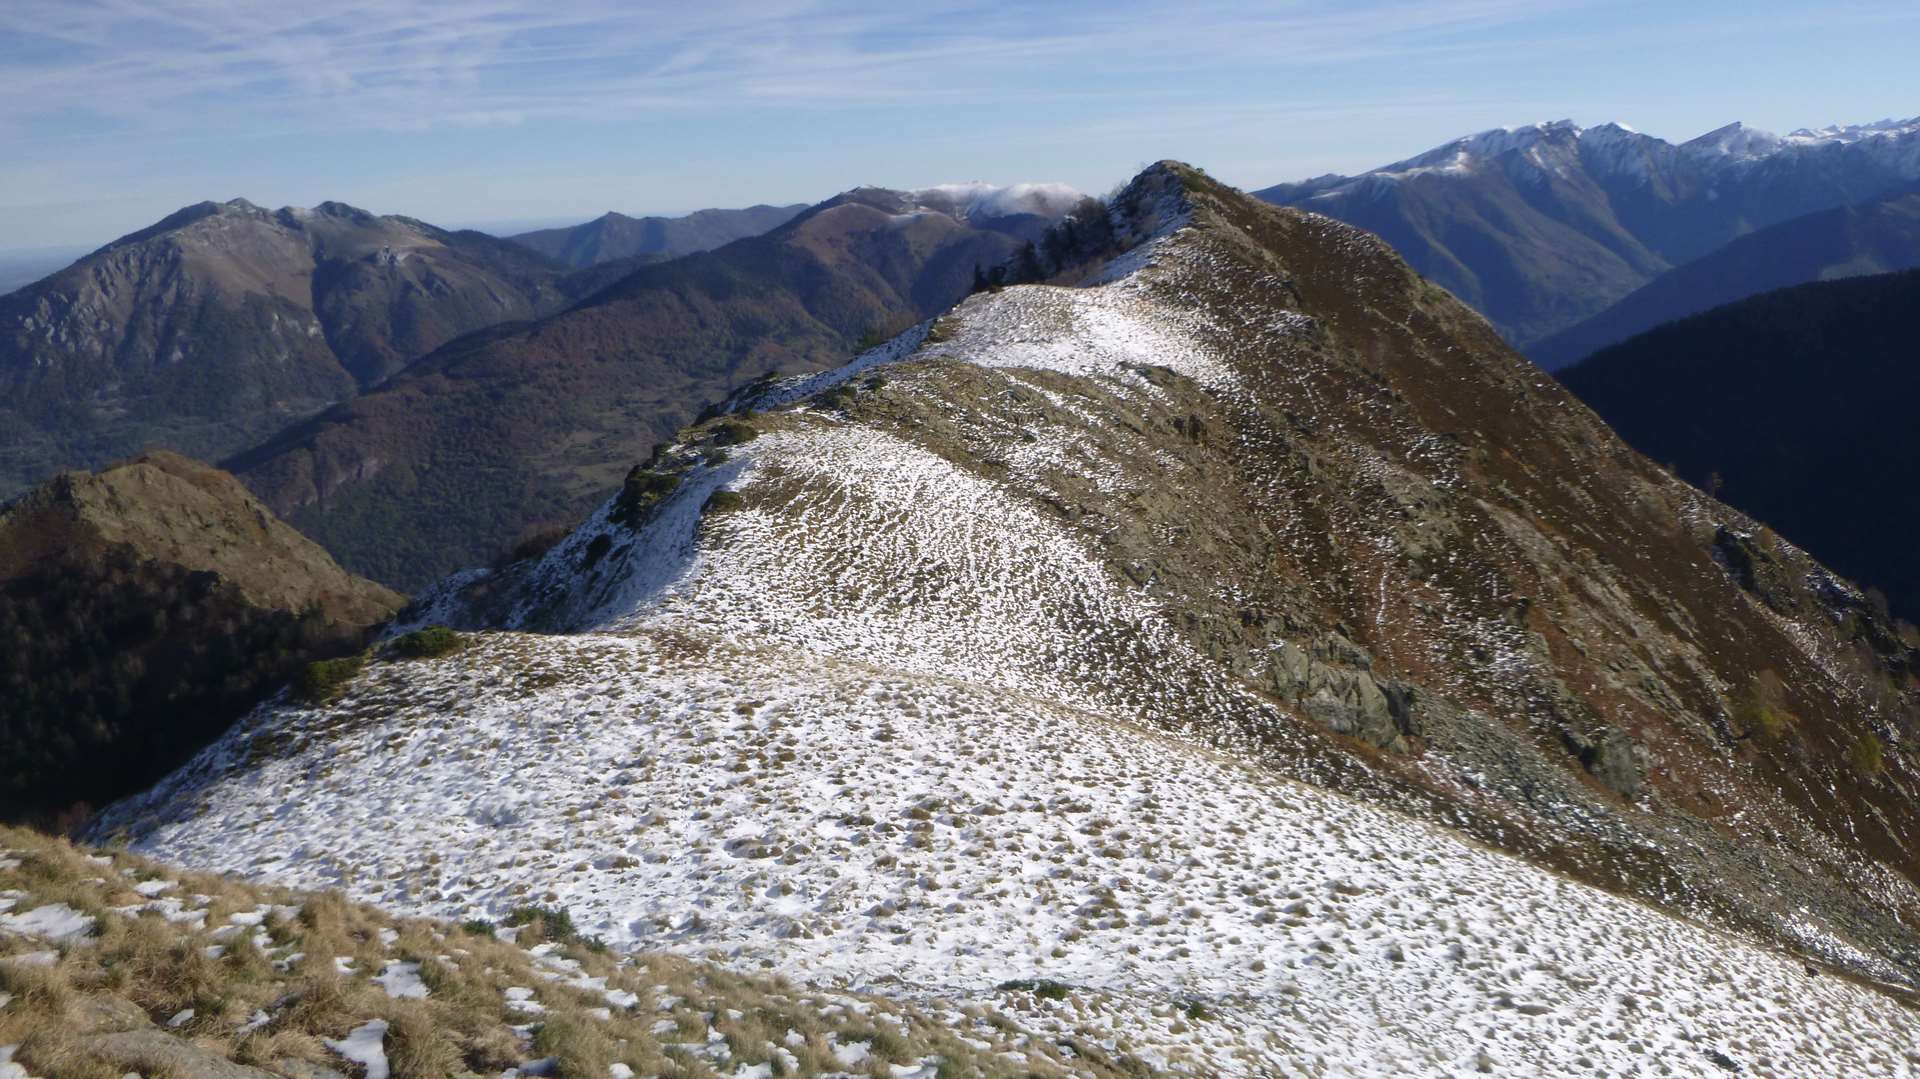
(1312, 114, 1920, 193)
(1784, 115, 1920, 145)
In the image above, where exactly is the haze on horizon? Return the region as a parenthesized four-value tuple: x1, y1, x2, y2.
(2, 0, 1916, 250)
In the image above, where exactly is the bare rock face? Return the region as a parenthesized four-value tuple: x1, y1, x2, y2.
(0, 450, 402, 822)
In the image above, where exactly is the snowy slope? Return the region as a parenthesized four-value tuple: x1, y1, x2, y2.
(97, 164, 1920, 1076)
(97, 630, 1920, 1076)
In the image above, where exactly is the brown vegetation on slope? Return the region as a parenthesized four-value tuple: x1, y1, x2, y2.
(0, 452, 403, 824)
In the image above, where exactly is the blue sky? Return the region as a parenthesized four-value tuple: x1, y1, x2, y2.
(1, 0, 1916, 249)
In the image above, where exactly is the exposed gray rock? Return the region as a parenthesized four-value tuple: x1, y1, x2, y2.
(79, 1031, 280, 1079)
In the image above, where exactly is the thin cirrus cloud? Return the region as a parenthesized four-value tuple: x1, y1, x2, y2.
(1, 0, 1917, 248)
(0, 0, 1586, 136)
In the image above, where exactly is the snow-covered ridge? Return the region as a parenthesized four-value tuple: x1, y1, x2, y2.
(1310, 113, 1920, 190)
(92, 166, 1920, 1075)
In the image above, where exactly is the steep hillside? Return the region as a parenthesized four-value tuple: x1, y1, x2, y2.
(1560, 269, 1920, 620)
(507, 204, 808, 268)
(230, 185, 1077, 588)
(0, 200, 582, 498)
(0, 451, 403, 824)
(1258, 116, 1920, 348)
(99, 165, 1920, 1074)
(1531, 184, 1920, 366)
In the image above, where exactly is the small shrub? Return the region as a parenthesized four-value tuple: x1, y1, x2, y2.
(295, 654, 366, 703)
(818, 382, 856, 410)
(386, 1000, 462, 1078)
(1851, 733, 1888, 776)
(996, 978, 1070, 1001)
(534, 1012, 615, 1075)
(614, 468, 681, 525)
(704, 490, 746, 515)
(1730, 669, 1797, 743)
(500, 524, 571, 566)
(389, 625, 464, 660)
(505, 905, 577, 945)
(712, 418, 759, 446)
(459, 918, 495, 936)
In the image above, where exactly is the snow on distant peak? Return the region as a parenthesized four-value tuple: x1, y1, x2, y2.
(910, 181, 1083, 221)
(1358, 120, 1587, 182)
(1681, 121, 1786, 161)
(1785, 115, 1920, 145)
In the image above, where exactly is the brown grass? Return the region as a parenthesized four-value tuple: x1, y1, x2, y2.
(0, 824, 1144, 1078)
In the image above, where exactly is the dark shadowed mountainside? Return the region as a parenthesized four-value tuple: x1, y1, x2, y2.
(1560, 268, 1920, 620)
(230, 185, 1075, 587)
(0, 450, 403, 823)
(1531, 184, 1920, 367)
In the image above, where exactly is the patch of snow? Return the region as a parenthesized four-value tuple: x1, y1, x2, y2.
(0, 903, 94, 944)
(324, 1018, 389, 1079)
(0, 952, 56, 969)
(375, 960, 428, 999)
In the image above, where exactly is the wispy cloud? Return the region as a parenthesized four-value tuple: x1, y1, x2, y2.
(3, 0, 1916, 247)
(0, 0, 1589, 139)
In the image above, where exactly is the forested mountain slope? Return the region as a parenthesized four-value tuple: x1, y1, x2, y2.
(1561, 268, 1920, 620)
(231, 185, 1078, 587)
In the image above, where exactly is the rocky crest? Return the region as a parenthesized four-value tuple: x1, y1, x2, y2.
(1258, 116, 1920, 349)
(507, 203, 809, 269)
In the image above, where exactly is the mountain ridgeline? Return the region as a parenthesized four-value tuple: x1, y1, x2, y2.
(227, 183, 1081, 587)
(1258, 117, 1920, 351)
(1532, 183, 1920, 366)
(0, 199, 595, 499)
(96, 165, 1920, 1071)
(1561, 268, 1920, 622)
(506, 204, 810, 269)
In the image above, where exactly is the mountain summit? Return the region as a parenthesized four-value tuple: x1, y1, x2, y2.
(1258, 115, 1920, 350)
(99, 163, 1920, 1073)
(0, 199, 581, 497)
(506, 203, 808, 268)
